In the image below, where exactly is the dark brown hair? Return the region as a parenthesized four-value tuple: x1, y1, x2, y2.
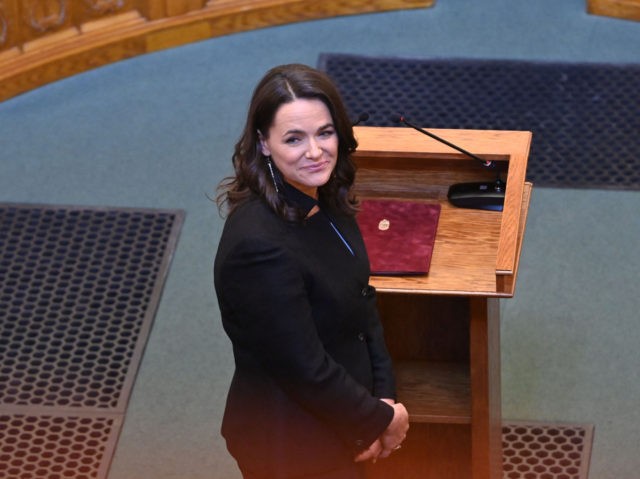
(216, 64, 358, 221)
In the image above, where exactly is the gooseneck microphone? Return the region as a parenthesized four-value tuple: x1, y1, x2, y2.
(390, 114, 506, 211)
(390, 115, 493, 167)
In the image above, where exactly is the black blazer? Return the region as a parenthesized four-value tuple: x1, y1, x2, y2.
(214, 189, 396, 478)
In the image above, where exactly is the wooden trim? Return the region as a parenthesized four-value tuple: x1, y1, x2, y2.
(494, 131, 531, 275)
(469, 297, 502, 479)
(587, 0, 640, 21)
(496, 181, 532, 294)
(0, 0, 434, 102)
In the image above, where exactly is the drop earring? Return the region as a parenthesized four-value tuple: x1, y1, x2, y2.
(266, 157, 279, 193)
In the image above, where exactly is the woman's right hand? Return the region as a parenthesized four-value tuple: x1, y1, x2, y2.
(378, 402, 409, 458)
(353, 439, 382, 463)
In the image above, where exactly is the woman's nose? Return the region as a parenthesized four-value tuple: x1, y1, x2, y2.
(306, 139, 322, 159)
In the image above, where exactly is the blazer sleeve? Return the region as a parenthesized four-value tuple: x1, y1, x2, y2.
(216, 234, 393, 450)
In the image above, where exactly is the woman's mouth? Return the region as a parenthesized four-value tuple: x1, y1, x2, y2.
(303, 161, 330, 172)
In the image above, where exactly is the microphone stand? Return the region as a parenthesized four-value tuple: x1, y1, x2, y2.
(392, 115, 506, 212)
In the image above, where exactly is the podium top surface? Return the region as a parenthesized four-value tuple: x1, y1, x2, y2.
(351, 126, 532, 298)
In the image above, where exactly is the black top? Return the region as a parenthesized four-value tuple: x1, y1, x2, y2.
(214, 184, 396, 478)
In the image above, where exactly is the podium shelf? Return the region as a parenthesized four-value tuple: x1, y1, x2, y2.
(395, 360, 471, 424)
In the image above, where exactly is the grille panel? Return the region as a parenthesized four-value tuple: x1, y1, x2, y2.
(1, 205, 181, 411)
(0, 412, 121, 479)
(503, 421, 594, 479)
(0, 203, 184, 479)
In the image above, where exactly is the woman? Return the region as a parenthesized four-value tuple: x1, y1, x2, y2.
(214, 64, 409, 479)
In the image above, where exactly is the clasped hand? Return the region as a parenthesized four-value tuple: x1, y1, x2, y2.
(354, 400, 409, 464)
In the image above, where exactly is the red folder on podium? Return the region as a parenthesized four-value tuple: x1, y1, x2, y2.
(357, 199, 441, 275)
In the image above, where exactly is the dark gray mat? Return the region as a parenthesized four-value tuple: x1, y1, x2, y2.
(318, 53, 640, 190)
(0, 203, 184, 478)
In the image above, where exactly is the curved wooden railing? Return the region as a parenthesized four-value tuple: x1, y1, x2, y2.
(0, 0, 433, 102)
(587, 0, 640, 21)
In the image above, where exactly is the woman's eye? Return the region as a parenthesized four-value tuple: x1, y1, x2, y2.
(284, 137, 300, 144)
(319, 129, 335, 138)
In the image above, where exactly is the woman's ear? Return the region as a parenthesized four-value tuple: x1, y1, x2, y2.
(257, 130, 271, 157)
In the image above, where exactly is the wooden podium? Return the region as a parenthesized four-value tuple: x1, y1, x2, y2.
(352, 126, 533, 479)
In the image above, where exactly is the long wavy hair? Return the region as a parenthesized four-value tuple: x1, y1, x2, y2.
(216, 64, 359, 221)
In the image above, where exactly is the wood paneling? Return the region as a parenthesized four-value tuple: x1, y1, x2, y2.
(0, 0, 20, 49)
(0, 0, 434, 102)
(587, 0, 640, 21)
(366, 423, 471, 479)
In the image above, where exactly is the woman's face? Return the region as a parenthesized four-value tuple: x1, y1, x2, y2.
(259, 98, 338, 199)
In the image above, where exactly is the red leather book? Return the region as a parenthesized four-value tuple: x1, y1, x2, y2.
(356, 199, 441, 275)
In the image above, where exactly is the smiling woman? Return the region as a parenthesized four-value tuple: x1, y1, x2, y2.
(213, 64, 409, 479)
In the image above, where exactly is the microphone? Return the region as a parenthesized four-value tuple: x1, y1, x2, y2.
(390, 114, 506, 211)
(352, 112, 370, 126)
(390, 115, 493, 167)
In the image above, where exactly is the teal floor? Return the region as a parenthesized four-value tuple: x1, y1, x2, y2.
(1, 0, 639, 478)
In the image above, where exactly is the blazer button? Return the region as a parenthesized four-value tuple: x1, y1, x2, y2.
(355, 439, 365, 448)
(361, 285, 376, 297)
(357, 332, 365, 341)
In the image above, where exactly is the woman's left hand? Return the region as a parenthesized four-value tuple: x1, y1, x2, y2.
(354, 439, 383, 463)
(353, 398, 396, 463)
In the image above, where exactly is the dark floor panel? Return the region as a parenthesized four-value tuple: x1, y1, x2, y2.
(0, 203, 184, 478)
(319, 53, 640, 190)
(0, 411, 122, 479)
(0, 204, 183, 412)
